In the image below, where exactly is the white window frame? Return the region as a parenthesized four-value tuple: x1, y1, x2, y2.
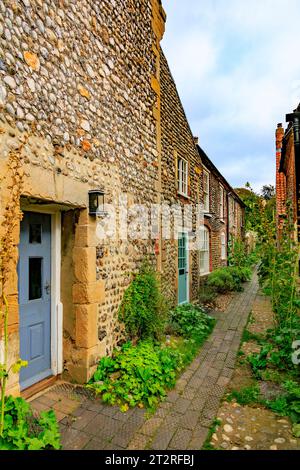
(178, 157, 188, 197)
(221, 231, 226, 260)
(199, 226, 210, 275)
(220, 184, 224, 220)
(203, 168, 210, 213)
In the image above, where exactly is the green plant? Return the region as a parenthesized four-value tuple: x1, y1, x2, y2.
(265, 380, 300, 432)
(206, 268, 240, 293)
(118, 262, 168, 340)
(230, 266, 252, 283)
(0, 142, 27, 437)
(88, 340, 183, 410)
(202, 418, 221, 450)
(226, 385, 262, 406)
(242, 329, 265, 344)
(168, 304, 215, 340)
(0, 396, 60, 450)
(247, 344, 272, 377)
(228, 237, 248, 269)
(198, 283, 217, 307)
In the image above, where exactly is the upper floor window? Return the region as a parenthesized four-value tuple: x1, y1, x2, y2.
(220, 184, 224, 220)
(178, 157, 188, 197)
(203, 169, 210, 212)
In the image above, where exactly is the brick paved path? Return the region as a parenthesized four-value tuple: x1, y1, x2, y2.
(30, 273, 259, 450)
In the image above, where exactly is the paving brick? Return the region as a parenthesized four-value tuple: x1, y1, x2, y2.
(127, 434, 150, 450)
(84, 415, 121, 439)
(174, 398, 190, 414)
(139, 417, 163, 436)
(204, 395, 221, 411)
(150, 428, 176, 450)
(198, 415, 213, 427)
(111, 432, 134, 449)
(189, 396, 206, 412)
(60, 427, 91, 450)
(202, 407, 217, 420)
(181, 388, 197, 400)
(71, 409, 97, 430)
(217, 376, 230, 387)
(179, 410, 199, 430)
(81, 399, 105, 413)
(168, 428, 192, 450)
(166, 390, 180, 403)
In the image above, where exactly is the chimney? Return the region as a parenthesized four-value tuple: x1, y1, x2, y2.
(275, 122, 286, 223)
(194, 136, 199, 145)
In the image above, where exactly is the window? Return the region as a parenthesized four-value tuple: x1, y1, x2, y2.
(178, 158, 188, 196)
(29, 258, 42, 300)
(221, 232, 226, 259)
(220, 185, 224, 220)
(200, 226, 210, 275)
(203, 169, 210, 212)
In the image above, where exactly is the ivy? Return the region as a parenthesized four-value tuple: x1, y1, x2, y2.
(118, 262, 168, 340)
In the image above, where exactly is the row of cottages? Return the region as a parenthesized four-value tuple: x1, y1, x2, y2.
(0, 0, 244, 396)
(276, 104, 300, 243)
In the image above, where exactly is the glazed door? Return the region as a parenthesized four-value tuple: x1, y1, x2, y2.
(19, 212, 52, 390)
(178, 232, 188, 304)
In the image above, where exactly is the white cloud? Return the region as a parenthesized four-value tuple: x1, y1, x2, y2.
(161, 0, 300, 188)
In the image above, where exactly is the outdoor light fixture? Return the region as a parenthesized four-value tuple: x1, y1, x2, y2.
(88, 189, 106, 216)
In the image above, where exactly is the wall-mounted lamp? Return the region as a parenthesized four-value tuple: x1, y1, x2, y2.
(88, 190, 107, 217)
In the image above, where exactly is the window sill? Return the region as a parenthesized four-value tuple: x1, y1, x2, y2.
(204, 212, 212, 218)
(219, 218, 226, 224)
(177, 191, 190, 200)
(200, 272, 211, 277)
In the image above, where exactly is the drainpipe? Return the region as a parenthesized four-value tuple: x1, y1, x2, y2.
(226, 191, 230, 266)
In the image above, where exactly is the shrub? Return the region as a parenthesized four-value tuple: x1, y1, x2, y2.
(0, 396, 60, 450)
(198, 286, 217, 307)
(118, 262, 168, 340)
(226, 385, 262, 406)
(206, 268, 238, 293)
(168, 303, 215, 341)
(228, 237, 249, 268)
(88, 341, 183, 410)
(265, 380, 300, 432)
(230, 266, 252, 283)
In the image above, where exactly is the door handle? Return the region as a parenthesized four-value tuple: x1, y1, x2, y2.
(44, 281, 51, 295)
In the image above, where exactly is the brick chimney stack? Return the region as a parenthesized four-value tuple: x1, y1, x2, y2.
(275, 123, 286, 228)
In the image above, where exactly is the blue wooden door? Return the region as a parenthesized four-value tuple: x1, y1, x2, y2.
(178, 232, 188, 304)
(19, 212, 52, 390)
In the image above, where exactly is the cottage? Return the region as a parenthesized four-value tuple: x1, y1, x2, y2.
(196, 146, 245, 275)
(0, 0, 244, 397)
(276, 104, 300, 242)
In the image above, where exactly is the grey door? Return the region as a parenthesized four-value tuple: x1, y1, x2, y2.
(19, 212, 52, 390)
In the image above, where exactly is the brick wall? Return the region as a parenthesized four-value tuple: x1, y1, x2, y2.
(160, 50, 202, 304)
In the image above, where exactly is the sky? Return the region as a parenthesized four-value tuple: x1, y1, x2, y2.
(161, 0, 300, 192)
